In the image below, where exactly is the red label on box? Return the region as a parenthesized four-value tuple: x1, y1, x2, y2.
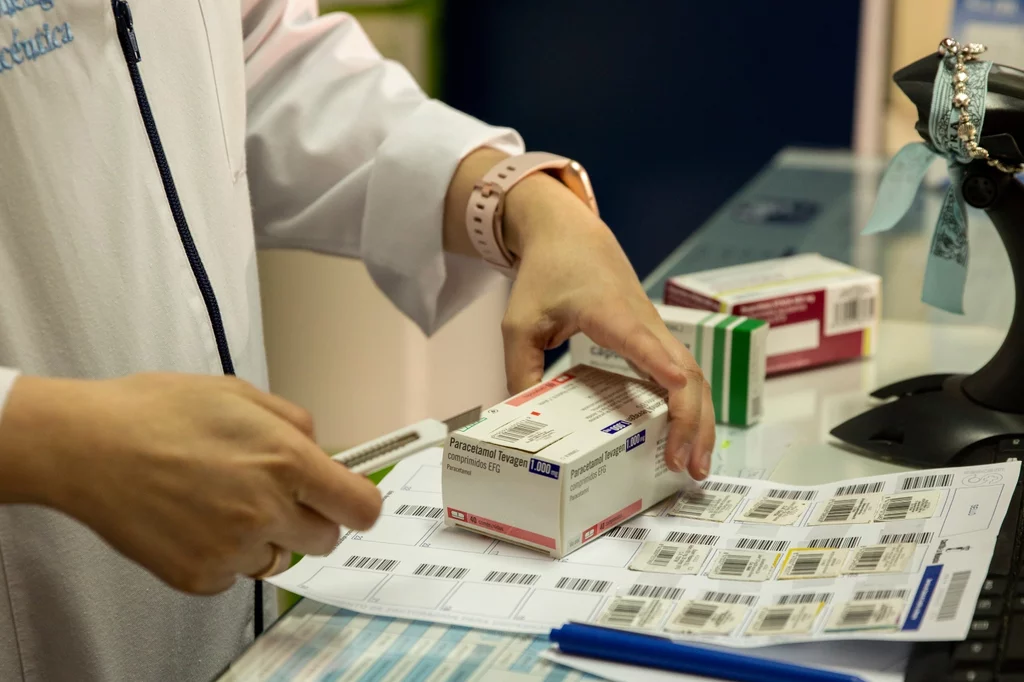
(581, 499, 643, 544)
(447, 507, 557, 549)
(506, 373, 573, 407)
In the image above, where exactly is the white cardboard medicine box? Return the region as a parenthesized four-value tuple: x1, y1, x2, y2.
(442, 364, 689, 559)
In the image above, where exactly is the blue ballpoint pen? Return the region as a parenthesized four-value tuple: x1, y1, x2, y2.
(549, 623, 867, 682)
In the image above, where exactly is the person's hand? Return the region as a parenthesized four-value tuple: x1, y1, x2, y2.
(501, 173, 716, 480)
(0, 373, 381, 594)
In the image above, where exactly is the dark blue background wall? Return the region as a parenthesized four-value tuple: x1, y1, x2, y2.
(442, 1, 863, 280)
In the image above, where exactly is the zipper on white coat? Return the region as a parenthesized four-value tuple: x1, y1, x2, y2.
(110, 0, 265, 635)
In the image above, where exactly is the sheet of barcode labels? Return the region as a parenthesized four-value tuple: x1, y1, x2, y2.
(271, 449, 1019, 648)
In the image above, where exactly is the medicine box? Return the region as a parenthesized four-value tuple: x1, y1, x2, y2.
(441, 365, 687, 559)
(568, 303, 768, 427)
(664, 254, 880, 375)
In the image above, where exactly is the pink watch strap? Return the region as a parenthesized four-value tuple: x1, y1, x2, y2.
(466, 152, 595, 272)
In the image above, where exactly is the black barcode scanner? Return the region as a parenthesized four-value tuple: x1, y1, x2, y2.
(831, 50, 1024, 468)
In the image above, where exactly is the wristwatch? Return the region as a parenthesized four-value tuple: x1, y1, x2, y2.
(466, 152, 599, 273)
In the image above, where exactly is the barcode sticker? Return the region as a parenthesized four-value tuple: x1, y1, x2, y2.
(873, 492, 940, 522)
(778, 549, 849, 580)
(665, 532, 720, 546)
(899, 473, 955, 491)
(555, 577, 612, 593)
(701, 480, 752, 496)
(806, 536, 862, 549)
(826, 285, 877, 335)
(343, 555, 398, 572)
(702, 591, 759, 606)
(595, 596, 668, 630)
(705, 549, 779, 582)
(825, 599, 906, 632)
(835, 482, 886, 497)
(394, 504, 444, 519)
(746, 604, 822, 636)
(937, 571, 971, 621)
(843, 543, 914, 575)
(414, 563, 469, 580)
(736, 497, 810, 526)
(668, 491, 743, 522)
(777, 593, 833, 606)
(809, 495, 881, 526)
(484, 417, 566, 453)
(854, 589, 910, 601)
(604, 526, 651, 541)
(733, 538, 790, 552)
(766, 489, 818, 501)
(626, 584, 684, 601)
(629, 541, 711, 575)
(483, 571, 540, 586)
(879, 532, 934, 546)
(665, 600, 748, 635)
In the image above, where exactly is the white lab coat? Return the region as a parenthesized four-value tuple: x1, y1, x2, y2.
(0, 1, 522, 679)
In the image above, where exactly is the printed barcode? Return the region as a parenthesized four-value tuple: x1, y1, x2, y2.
(833, 297, 875, 325)
(674, 494, 716, 518)
(879, 532, 933, 545)
(675, 602, 719, 628)
(628, 584, 684, 601)
(852, 547, 886, 572)
(855, 589, 909, 601)
(491, 418, 546, 443)
(807, 536, 861, 549)
(788, 553, 825, 577)
(751, 395, 763, 419)
(822, 499, 858, 523)
(777, 593, 832, 605)
(900, 474, 954, 491)
(758, 607, 795, 632)
(835, 482, 885, 496)
(555, 577, 611, 594)
(343, 555, 398, 572)
(604, 526, 651, 541)
(744, 499, 785, 520)
(665, 532, 720, 546)
(879, 496, 913, 521)
(651, 544, 678, 568)
(483, 571, 540, 586)
(734, 538, 789, 552)
(766, 489, 817, 501)
(603, 598, 646, 626)
(718, 553, 753, 577)
(703, 591, 758, 606)
(938, 571, 971, 621)
(414, 563, 469, 580)
(837, 603, 878, 628)
(395, 504, 444, 519)
(701, 480, 751, 495)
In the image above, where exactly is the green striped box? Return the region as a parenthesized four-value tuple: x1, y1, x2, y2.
(568, 304, 768, 426)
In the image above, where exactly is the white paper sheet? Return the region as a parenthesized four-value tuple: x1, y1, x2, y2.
(270, 449, 1017, 648)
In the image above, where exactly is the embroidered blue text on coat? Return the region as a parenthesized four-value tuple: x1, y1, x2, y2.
(0, 0, 73, 75)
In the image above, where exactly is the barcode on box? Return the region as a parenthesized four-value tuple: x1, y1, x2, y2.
(807, 536, 861, 549)
(766, 489, 817, 501)
(395, 504, 444, 519)
(674, 602, 719, 629)
(851, 547, 886, 572)
(744, 499, 785, 520)
(788, 553, 826, 577)
(717, 553, 753, 577)
(491, 418, 546, 443)
(665, 532, 720, 546)
(603, 598, 646, 627)
(900, 474, 954, 491)
(701, 481, 751, 496)
(777, 593, 833, 605)
(414, 563, 468, 580)
(879, 532, 933, 546)
(938, 571, 971, 621)
(703, 591, 759, 606)
(833, 296, 876, 326)
(734, 538, 789, 552)
(822, 499, 858, 523)
(628, 585, 684, 601)
(555, 577, 611, 594)
(484, 571, 540, 586)
(604, 526, 651, 541)
(343, 555, 398, 572)
(835, 482, 885, 496)
(879, 496, 913, 521)
(751, 396, 763, 420)
(855, 589, 909, 601)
